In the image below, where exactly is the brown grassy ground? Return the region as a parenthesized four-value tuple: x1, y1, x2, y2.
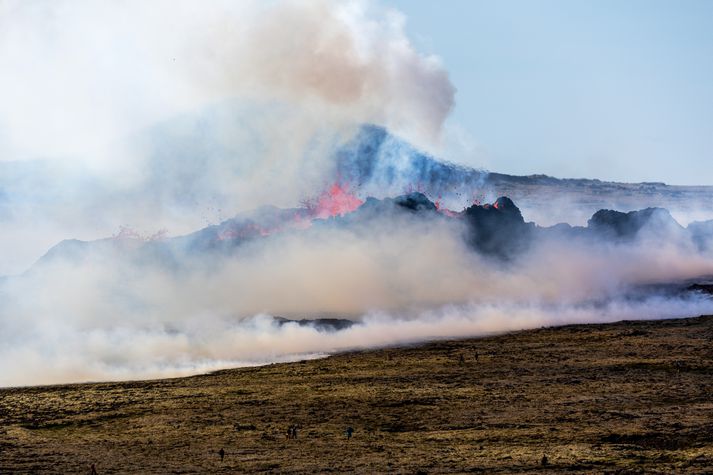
(1, 315, 713, 474)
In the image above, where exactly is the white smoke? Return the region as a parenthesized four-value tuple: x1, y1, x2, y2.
(0, 0, 453, 172)
(2, 209, 713, 386)
(0, 0, 455, 274)
(2, 1, 713, 388)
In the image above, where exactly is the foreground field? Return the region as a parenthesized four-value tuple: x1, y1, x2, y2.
(1, 316, 712, 474)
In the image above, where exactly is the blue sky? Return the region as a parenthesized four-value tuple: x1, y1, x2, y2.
(390, 0, 713, 185)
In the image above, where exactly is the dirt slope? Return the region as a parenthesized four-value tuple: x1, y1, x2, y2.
(1, 316, 712, 474)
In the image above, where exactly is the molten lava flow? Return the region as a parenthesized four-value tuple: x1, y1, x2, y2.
(432, 195, 461, 217)
(435, 201, 461, 218)
(311, 183, 364, 219)
(213, 185, 363, 244)
(438, 208, 461, 218)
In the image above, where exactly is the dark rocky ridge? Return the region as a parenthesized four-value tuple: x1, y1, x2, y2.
(587, 207, 684, 240)
(462, 196, 535, 259)
(687, 284, 713, 296)
(21, 192, 713, 275)
(273, 317, 357, 332)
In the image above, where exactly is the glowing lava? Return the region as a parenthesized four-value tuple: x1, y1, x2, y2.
(311, 183, 364, 219)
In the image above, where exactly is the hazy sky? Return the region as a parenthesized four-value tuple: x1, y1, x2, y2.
(391, 0, 713, 185)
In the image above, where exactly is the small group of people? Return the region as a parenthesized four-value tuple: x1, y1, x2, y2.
(285, 424, 354, 440)
(286, 424, 299, 439)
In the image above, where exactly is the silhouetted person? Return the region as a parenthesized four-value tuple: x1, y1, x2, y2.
(292, 425, 298, 439)
(475, 351, 479, 362)
(346, 427, 354, 439)
(286, 426, 293, 439)
(459, 354, 465, 365)
(90, 464, 98, 475)
(219, 448, 225, 462)
(541, 454, 548, 466)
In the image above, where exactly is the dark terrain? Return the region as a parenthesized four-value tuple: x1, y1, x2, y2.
(1, 316, 712, 474)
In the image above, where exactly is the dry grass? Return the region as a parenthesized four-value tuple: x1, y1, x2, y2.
(1, 316, 713, 473)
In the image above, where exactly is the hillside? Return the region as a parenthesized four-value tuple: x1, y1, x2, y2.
(1, 316, 712, 473)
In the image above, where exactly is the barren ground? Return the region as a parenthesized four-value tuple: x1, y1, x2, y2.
(1, 315, 713, 474)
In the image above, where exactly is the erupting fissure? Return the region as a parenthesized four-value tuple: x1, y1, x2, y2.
(309, 183, 364, 219)
(209, 184, 496, 244)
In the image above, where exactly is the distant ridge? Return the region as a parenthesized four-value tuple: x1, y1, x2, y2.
(21, 192, 713, 277)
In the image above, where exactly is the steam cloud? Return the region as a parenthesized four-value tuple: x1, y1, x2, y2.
(1, 1, 713, 387)
(3, 207, 713, 386)
(0, 0, 454, 275)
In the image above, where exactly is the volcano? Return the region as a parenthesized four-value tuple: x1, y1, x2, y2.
(6, 123, 712, 283)
(26, 189, 713, 275)
(3, 125, 713, 246)
(3, 124, 713, 390)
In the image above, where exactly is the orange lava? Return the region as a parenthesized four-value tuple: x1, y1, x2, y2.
(312, 183, 364, 219)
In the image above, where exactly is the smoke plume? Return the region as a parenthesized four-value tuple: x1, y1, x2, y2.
(1, 1, 713, 387)
(0, 0, 454, 274)
(3, 203, 713, 386)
